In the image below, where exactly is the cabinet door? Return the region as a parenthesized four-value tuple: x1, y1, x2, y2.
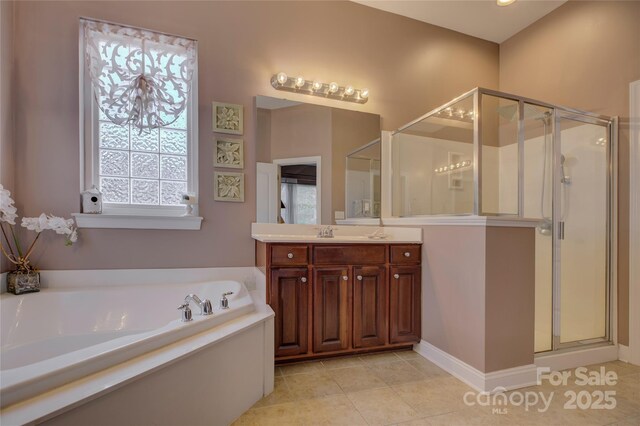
(353, 266, 387, 348)
(389, 266, 421, 344)
(313, 267, 351, 353)
(271, 268, 309, 357)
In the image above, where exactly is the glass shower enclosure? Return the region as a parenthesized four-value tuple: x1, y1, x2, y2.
(345, 139, 381, 219)
(390, 88, 617, 353)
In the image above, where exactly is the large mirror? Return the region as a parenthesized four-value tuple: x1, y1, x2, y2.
(255, 96, 381, 225)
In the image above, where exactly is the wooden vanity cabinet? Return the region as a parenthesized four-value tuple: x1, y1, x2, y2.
(352, 265, 387, 348)
(270, 267, 309, 357)
(389, 265, 421, 344)
(313, 267, 351, 353)
(256, 241, 421, 361)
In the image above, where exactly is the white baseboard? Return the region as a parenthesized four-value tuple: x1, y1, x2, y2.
(414, 340, 538, 392)
(535, 344, 618, 371)
(618, 344, 630, 362)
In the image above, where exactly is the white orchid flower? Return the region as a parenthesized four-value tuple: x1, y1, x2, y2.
(47, 216, 74, 235)
(21, 213, 49, 233)
(0, 184, 18, 225)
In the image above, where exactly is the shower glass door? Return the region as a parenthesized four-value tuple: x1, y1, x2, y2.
(553, 112, 611, 349)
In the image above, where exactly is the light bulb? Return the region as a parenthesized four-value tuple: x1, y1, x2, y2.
(344, 85, 355, 96)
(294, 76, 305, 88)
(276, 72, 288, 85)
(497, 0, 516, 6)
(328, 82, 339, 94)
(312, 81, 323, 91)
(360, 88, 369, 99)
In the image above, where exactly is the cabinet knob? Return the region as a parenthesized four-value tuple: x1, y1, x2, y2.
(356, 275, 363, 281)
(287, 253, 294, 259)
(342, 276, 348, 281)
(404, 252, 411, 258)
(394, 273, 400, 279)
(300, 277, 307, 283)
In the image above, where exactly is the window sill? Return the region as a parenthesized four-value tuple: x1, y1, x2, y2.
(72, 213, 203, 230)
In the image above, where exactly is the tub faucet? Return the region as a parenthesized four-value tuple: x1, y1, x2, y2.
(183, 294, 213, 316)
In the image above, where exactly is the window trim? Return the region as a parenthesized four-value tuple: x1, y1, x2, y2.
(78, 24, 200, 228)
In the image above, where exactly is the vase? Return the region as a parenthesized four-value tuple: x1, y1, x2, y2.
(7, 271, 40, 295)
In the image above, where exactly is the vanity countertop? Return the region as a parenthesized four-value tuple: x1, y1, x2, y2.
(251, 223, 422, 244)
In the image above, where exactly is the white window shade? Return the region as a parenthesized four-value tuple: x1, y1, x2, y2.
(81, 18, 197, 131)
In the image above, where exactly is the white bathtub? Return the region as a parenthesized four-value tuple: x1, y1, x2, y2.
(0, 270, 274, 425)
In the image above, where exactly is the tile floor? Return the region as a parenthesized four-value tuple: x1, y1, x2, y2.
(233, 350, 640, 425)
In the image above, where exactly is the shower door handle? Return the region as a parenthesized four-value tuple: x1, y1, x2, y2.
(558, 221, 565, 240)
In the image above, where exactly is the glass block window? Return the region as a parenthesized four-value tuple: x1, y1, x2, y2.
(81, 19, 198, 212)
(97, 110, 189, 205)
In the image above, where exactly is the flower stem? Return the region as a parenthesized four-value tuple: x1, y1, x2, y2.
(0, 242, 19, 265)
(10, 226, 23, 258)
(23, 232, 40, 262)
(0, 223, 16, 258)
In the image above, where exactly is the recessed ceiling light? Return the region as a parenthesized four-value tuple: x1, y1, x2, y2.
(497, 0, 516, 6)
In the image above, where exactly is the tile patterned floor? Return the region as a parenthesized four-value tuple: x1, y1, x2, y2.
(233, 351, 640, 425)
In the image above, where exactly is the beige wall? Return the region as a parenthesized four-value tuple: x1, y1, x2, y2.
(421, 225, 536, 373)
(0, 0, 14, 273)
(485, 227, 535, 372)
(421, 225, 487, 371)
(9, 0, 498, 270)
(499, 0, 640, 347)
(269, 103, 333, 224)
(331, 108, 380, 220)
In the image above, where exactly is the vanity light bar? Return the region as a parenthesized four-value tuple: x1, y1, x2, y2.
(434, 160, 472, 174)
(271, 72, 369, 104)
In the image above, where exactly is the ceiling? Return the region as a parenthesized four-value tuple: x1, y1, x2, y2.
(352, 0, 567, 43)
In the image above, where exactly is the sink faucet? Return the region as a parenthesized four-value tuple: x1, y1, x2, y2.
(183, 294, 213, 316)
(317, 225, 334, 238)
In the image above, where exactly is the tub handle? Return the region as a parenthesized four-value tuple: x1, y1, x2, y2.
(177, 303, 193, 322)
(220, 291, 234, 310)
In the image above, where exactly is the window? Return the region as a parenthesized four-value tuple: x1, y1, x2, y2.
(280, 182, 317, 225)
(79, 19, 199, 223)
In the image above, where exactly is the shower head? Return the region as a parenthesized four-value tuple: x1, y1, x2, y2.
(560, 154, 566, 165)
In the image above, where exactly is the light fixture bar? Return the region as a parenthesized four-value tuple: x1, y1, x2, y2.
(434, 160, 472, 174)
(270, 72, 369, 104)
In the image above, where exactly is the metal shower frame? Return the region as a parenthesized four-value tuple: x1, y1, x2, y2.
(391, 87, 618, 352)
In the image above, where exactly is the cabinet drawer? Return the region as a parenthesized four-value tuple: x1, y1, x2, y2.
(390, 245, 421, 264)
(313, 245, 386, 265)
(271, 245, 309, 266)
